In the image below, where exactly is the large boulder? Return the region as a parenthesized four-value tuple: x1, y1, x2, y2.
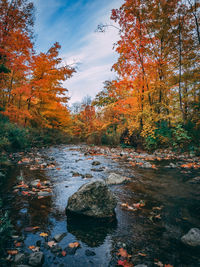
(105, 173, 130, 185)
(181, 228, 200, 246)
(28, 252, 44, 266)
(66, 180, 117, 218)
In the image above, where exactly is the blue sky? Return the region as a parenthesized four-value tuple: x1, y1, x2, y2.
(34, 0, 123, 104)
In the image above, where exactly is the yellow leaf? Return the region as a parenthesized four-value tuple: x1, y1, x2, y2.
(39, 232, 48, 237)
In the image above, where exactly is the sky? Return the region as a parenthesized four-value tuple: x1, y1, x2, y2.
(34, 0, 123, 105)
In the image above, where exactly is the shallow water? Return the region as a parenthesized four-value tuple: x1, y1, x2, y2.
(1, 145, 200, 266)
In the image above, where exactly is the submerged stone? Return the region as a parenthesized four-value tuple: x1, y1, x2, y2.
(28, 252, 44, 266)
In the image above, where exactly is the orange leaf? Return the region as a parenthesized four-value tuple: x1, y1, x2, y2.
(7, 250, 18, 255)
(15, 242, 22, 247)
(138, 252, 147, 257)
(68, 242, 80, 248)
(29, 245, 35, 250)
(117, 248, 131, 258)
(39, 232, 48, 237)
(22, 191, 30, 196)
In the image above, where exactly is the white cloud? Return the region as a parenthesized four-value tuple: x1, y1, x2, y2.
(63, 15, 121, 104)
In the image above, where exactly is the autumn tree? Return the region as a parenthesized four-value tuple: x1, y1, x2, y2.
(94, 0, 200, 148)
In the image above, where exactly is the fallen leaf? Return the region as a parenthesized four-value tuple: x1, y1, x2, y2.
(152, 164, 158, 169)
(40, 232, 48, 237)
(117, 248, 131, 258)
(61, 250, 67, 256)
(133, 201, 145, 209)
(7, 250, 18, 255)
(28, 245, 35, 250)
(138, 252, 147, 257)
(15, 242, 22, 247)
(38, 196, 45, 199)
(16, 184, 28, 188)
(155, 214, 162, 219)
(48, 241, 56, 247)
(13, 189, 19, 193)
(152, 206, 163, 211)
(25, 226, 39, 232)
(164, 265, 173, 267)
(36, 182, 41, 188)
(33, 226, 40, 230)
(22, 191, 30, 196)
(68, 242, 80, 248)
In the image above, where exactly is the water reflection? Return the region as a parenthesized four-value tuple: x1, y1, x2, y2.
(67, 213, 117, 247)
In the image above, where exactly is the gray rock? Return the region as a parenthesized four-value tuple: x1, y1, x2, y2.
(91, 168, 104, 172)
(142, 162, 152, 168)
(14, 253, 26, 264)
(0, 171, 5, 178)
(72, 172, 81, 177)
(28, 252, 44, 266)
(38, 191, 51, 197)
(30, 180, 40, 187)
(16, 265, 31, 267)
(53, 233, 67, 242)
(66, 180, 117, 218)
(105, 173, 130, 185)
(169, 162, 176, 168)
(181, 228, 200, 246)
(189, 177, 200, 184)
(92, 161, 101, 166)
(135, 265, 148, 267)
(82, 174, 93, 179)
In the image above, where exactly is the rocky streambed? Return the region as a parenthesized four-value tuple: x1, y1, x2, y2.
(0, 144, 200, 266)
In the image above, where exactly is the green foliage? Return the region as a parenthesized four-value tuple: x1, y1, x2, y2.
(0, 114, 72, 153)
(172, 124, 191, 149)
(0, 115, 30, 151)
(28, 128, 71, 146)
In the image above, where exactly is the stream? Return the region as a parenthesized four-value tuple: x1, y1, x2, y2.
(1, 144, 200, 267)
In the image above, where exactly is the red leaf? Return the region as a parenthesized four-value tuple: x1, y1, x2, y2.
(61, 251, 67, 256)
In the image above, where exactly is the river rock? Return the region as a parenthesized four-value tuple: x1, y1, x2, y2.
(14, 253, 26, 264)
(66, 180, 117, 218)
(105, 173, 130, 185)
(53, 233, 67, 242)
(189, 176, 200, 184)
(135, 265, 148, 267)
(91, 167, 104, 172)
(92, 161, 101, 166)
(142, 162, 152, 168)
(0, 171, 5, 178)
(30, 180, 40, 187)
(28, 252, 44, 266)
(38, 191, 51, 197)
(181, 228, 200, 246)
